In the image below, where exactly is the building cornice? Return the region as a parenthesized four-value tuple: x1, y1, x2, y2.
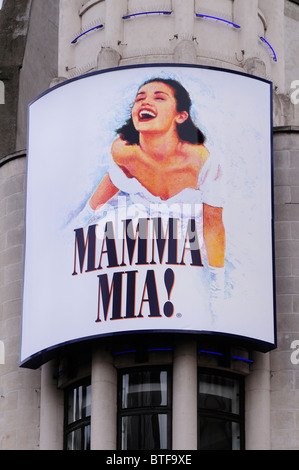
(273, 126, 299, 133)
(0, 149, 26, 167)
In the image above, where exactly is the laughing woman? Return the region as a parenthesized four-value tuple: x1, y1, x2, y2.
(87, 77, 225, 316)
(90, 78, 225, 268)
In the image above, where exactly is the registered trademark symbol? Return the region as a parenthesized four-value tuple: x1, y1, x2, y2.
(176, 312, 182, 318)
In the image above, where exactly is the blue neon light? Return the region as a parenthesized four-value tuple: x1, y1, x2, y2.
(122, 11, 172, 19)
(231, 356, 253, 363)
(260, 36, 277, 62)
(199, 350, 253, 363)
(113, 349, 252, 362)
(199, 350, 223, 356)
(196, 14, 240, 29)
(113, 350, 137, 355)
(71, 24, 104, 44)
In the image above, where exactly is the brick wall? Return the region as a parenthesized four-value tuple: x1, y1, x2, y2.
(0, 155, 40, 450)
(272, 129, 299, 449)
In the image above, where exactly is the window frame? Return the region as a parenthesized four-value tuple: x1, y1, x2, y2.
(63, 378, 91, 450)
(117, 366, 172, 450)
(197, 368, 245, 450)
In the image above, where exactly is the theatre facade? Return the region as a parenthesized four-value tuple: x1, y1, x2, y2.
(1, 0, 299, 451)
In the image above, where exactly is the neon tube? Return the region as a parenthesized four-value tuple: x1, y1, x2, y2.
(199, 350, 223, 356)
(199, 350, 253, 363)
(260, 36, 277, 62)
(71, 24, 104, 44)
(122, 11, 172, 19)
(231, 355, 253, 363)
(196, 14, 241, 29)
(113, 350, 137, 355)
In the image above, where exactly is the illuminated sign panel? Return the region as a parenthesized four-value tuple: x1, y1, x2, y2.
(21, 64, 275, 367)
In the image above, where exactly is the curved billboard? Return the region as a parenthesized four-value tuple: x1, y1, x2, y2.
(21, 64, 275, 367)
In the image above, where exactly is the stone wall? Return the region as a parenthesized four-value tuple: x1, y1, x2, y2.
(271, 128, 299, 449)
(0, 0, 59, 450)
(1, 0, 299, 450)
(0, 0, 32, 160)
(0, 155, 41, 450)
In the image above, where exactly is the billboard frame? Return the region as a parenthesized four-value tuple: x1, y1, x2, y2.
(20, 63, 276, 369)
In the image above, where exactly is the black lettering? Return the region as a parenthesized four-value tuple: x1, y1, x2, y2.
(121, 218, 149, 266)
(138, 269, 161, 318)
(150, 217, 179, 265)
(96, 271, 124, 322)
(72, 224, 97, 275)
(125, 270, 138, 318)
(180, 218, 204, 266)
(97, 221, 119, 269)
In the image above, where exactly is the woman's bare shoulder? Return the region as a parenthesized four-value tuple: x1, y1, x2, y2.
(180, 142, 210, 164)
(111, 137, 129, 155)
(111, 137, 140, 163)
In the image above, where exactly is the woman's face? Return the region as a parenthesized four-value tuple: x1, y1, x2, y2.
(131, 81, 188, 135)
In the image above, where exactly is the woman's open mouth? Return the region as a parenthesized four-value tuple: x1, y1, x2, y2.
(138, 109, 157, 121)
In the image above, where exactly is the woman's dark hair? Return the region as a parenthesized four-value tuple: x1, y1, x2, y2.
(116, 77, 206, 145)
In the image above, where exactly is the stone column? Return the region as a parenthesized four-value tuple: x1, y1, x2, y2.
(173, 0, 197, 64)
(173, 0, 195, 39)
(58, 0, 82, 76)
(0, 154, 41, 450)
(245, 352, 271, 449)
(172, 340, 198, 450)
(97, 0, 126, 70)
(234, 0, 259, 61)
(90, 344, 117, 450)
(105, 0, 126, 49)
(258, 0, 285, 92)
(40, 360, 64, 450)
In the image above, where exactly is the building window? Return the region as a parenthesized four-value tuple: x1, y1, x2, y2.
(64, 380, 91, 450)
(198, 370, 245, 450)
(118, 368, 172, 450)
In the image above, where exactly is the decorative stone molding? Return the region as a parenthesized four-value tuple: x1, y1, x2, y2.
(97, 47, 121, 70)
(273, 92, 296, 128)
(174, 40, 197, 64)
(0, 149, 26, 168)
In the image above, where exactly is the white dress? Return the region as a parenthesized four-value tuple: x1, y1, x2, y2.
(108, 153, 225, 209)
(75, 152, 226, 323)
(108, 154, 225, 318)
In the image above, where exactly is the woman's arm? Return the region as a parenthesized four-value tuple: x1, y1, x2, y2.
(89, 173, 119, 210)
(203, 203, 225, 268)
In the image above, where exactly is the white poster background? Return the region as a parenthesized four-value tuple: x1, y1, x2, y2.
(21, 65, 275, 367)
